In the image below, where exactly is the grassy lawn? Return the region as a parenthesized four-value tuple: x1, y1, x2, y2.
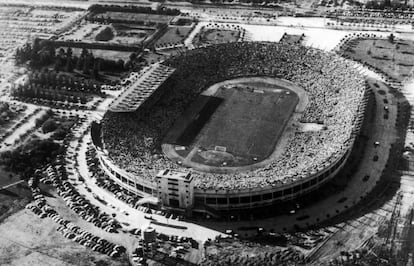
(0, 166, 20, 187)
(112, 24, 156, 45)
(67, 47, 132, 61)
(63, 23, 155, 46)
(342, 38, 414, 82)
(0, 166, 30, 223)
(155, 26, 193, 47)
(166, 84, 298, 167)
(193, 28, 240, 47)
(97, 11, 174, 24)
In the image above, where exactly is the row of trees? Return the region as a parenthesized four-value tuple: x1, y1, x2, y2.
(15, 40, 141, 77)
(12, 68, 101, 103)
(15, 39, 52, 67)
(12, 85, 90, 104)
(27, 70, 102, 93)
(87, 15, 162, 28)
(88, 4, 180, 16)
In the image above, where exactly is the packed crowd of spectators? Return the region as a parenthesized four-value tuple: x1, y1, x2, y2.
(101, 42, 366, 191)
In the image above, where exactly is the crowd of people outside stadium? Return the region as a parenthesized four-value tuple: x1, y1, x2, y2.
(101, 42, 366, 191)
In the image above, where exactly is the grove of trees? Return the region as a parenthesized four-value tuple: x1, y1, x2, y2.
(0, 138, 63, 179)
(15, 41, 134, 76)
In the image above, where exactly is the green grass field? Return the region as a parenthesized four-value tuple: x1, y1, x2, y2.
(193, 28, 240, 47)
(67, 48, 132, 61)
(155, 26, 193, 46)
(96, 11, 174, 24)
(342, 38, 414, 82)
(166, 84, 298, 167)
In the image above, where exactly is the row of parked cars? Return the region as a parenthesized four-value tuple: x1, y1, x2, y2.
(56, 224, 125, 258)
(26, 177, 126, 258)
(45, 165, 121, 233)
(26, 186, 55, 219)
(132, 246, 145, 265)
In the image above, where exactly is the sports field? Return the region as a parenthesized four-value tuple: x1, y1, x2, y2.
(163, 79, 299, 168)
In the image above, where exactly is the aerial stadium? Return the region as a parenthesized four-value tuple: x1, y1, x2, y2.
(95, 42, 369, 217)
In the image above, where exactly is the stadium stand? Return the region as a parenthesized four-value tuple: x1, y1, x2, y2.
(109, 63, 175, 112)
(99, 42, 368, 211)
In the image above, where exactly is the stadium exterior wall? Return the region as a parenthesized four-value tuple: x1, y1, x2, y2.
(98, 151, 157, 198)
(193, 147, 351, 211)
(96, 143, 352, 211)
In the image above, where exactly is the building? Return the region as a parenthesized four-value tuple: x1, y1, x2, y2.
(156, 170, 194, 213)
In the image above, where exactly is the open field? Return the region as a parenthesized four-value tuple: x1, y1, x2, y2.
(112, 23, 155, 44)
(193, 27, 240, 46)
(0, 5, 83, 59)
(155, 25, 193, 47)
(66, 47, 133, 61)
(342, 38, 414, 82)
(61, 22, 156, 45)
(0, 167, 30, 224)
(92, 11, 174, 24)
(164, 81, 298, 167)
(0, 204, 129, 266)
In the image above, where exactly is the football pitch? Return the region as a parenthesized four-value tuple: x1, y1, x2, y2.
(163, 80, 299, 167)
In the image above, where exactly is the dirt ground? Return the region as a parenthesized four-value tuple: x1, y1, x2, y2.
(0, 208, 129, 266)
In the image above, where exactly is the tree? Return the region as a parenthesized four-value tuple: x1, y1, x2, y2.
(129, 52, 137, 61)
(91, 60, 99, 80)
(42, 118, 58, 133)
(0, 138, 62, 179)
(53, 127, 67, 140)
(65, 56, 74, 72)
(117, 59, 125, 70)
(58, 48, 66, 58)
(95, 26, 115, 41)
(54, 57, 63, 72)
(388, 33, 395, 43)
(83, 55, 91, 75)
(80, 48, 89, 58)
(75, 56, 83, 70)
(66, 47, 73, 58)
